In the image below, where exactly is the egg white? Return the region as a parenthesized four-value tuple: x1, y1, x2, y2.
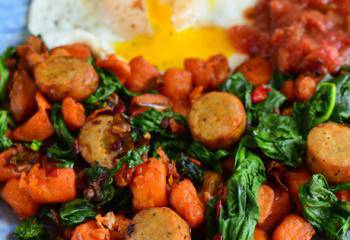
(28, 0, 256, 69)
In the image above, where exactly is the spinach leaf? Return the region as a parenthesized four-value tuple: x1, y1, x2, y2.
(47, 104, 75, 165)
(113, 187, 133, 211)
(293, 82, 336, 137)
(188, 141, 230, 173)
(270, 70, 294, 90)
(151, 137, 188, 159)
(130, 108, 187, 140)
(218, 144, 266, 240)
(299, 174, 350, 240)
(252, 113, 305, 167)
(175, 152, 204, 184)
(84, 67, 136, 110)
(206, 196, 220, 240)
(110, 145, 150, 175)
(59, 198, 97, 227)
(14, 217, 46, 240)
(219, 72, 252, 109)
(250, 88, 286, 123)
(84, 165, 115, 205)
(0, 110, 13, 150)
(220, 72, 286, 125)
(0, 47, 16, 102)
(25, 140, 43, 152)
(322, 72, 350, 123)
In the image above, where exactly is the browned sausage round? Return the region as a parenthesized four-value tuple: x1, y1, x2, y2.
(78, 114, 132, 168)
(126, 207, 191, 240)
(188, 92, 246, 149)
(34, 56, 98, 101)
(307, 122, 350, 183)
(9, 70, 37, 122)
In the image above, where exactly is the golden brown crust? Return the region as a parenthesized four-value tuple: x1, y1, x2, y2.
(188, 92, 246, 149)
(306, 122, 350, 183)
(34, 56, 98, 101)
(78, 115, 131, 168)
(126, 207, 191, 240)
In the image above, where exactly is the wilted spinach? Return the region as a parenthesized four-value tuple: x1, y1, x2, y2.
(250, 88, 286, 123)
(0, 46, 16, 102)
(293, 82, 336, 137)
(130, 108, 187, 140)
(14, 217, 46, 240)
(218, 143, 266, 240)
(59, 198, 97, 227)
(0, 110, 13, 150)
(253, 113, 305, 167)
(269, 70, 294, 90)
(322, 72, 350, 123)
(84, 67, 136, 110)
(206, 196, 220, 240)
(188, 141, 230, 173)
(299, 174, 350, 240)
(175, 152, 204, 184)
(219, 72, 252, 109)
(46, 104, 75, 165)
(220, 72, 286, 125)
(110, 145, 150, 175)
(83, 165, 115, 206)
(25, 140, 43, 152)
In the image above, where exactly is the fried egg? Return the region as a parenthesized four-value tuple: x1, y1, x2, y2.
(29, 0, 256, 70)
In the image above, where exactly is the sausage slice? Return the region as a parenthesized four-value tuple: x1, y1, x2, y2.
(188, 92, 246, 149)
(34, 56, 98, 101)
(126, 207, 191, 240)
(78, 114, 132, 168)
(307, 122, 350, 183)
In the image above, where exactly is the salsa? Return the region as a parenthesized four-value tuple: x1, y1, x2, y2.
(230, 0, 350, 74)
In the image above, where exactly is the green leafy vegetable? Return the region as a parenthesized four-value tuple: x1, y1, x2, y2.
(322, 72, 350, 123)
(84, 165, 115, 205)
(175, 152, 204, 184)
(112, 187, 133, 212)
(250, 88, 286, 123)
(206, 196, 220, 240)
(14, 217, 46, 240)
(270, 70, 294, 90)
(130, 108, 187, 140)
(46, 104, 75, 165)
(220, 72, 286, 125)
(219, 72, 252, 109)
(84, 67, 136, 110)
(293, 82, 336, 136)
(0, 110, 13, 150)
(25, 140, 43, 152)
(253, 113, 305, 167)
(218, 143, 266, 240)
(0, 47, 16, 102)
(59, 198, 97, 227)
(188, 141, 229, 173)
(110, 145, 150, 175)
(299, 174, 350, 240)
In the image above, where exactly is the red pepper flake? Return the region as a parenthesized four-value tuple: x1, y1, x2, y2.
(252, 85, 271, 104)
(189, 157, 202, 167)
(213, 234, 223, 240)
(216, 199, 222, 220)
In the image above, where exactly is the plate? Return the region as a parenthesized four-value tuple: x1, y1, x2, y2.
(0, 0, 29, 238)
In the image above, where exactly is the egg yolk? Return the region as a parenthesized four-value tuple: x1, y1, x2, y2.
(115, 0, 234, 70)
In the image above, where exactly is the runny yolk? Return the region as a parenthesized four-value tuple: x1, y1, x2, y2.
(115, 0, 234, 70)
